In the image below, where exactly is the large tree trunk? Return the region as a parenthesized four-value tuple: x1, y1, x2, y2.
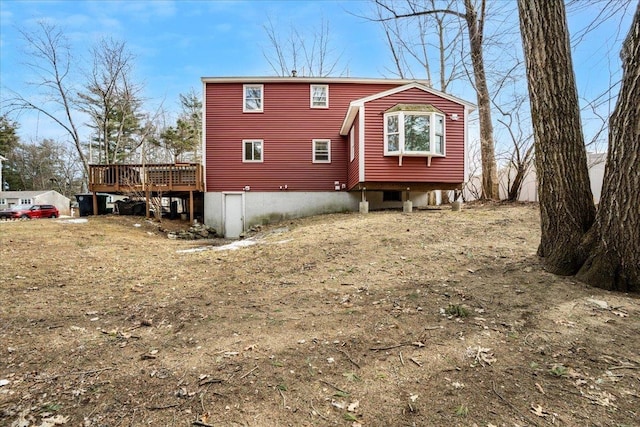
(576, 4, 640, 292)
(518, 0, 597, 275)
(464, 0, 499, 200)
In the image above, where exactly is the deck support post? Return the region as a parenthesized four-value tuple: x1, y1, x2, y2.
(189, 191, 194, 223)
(145, 190, 150, 218)
(403, 188, 413, 213)
(92, 192, 98, 216)
(359, 187, 369, 214)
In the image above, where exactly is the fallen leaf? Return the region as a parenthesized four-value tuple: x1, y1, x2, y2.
(586, 298, 608, 310)
(530, 404, 548, 417)
(535, 382, 545, 395)
(347, 400, 359, 412)
(331, 400, 345, 409)
(38, 415, 70, 426)
(343, 372, 361, 382)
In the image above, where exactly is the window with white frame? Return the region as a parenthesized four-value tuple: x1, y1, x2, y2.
(243, 140, 263, 162)
(0, 198, 5, 205)
(312, 139, 331, 163)
(243, 84, 263, 112)
(310, 85, 328, 108)
(383, 105, 446, 156)
(20, 198, 32, 204)
(349, 128, 355, 162)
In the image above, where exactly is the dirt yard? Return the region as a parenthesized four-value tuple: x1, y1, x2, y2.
(1, 204, 638, 427)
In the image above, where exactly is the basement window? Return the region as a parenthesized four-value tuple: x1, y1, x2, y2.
(383, 191, 402, 202)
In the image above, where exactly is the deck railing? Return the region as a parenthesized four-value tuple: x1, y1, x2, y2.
(89, 163, 204, 193)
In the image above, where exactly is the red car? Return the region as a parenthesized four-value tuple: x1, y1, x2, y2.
(0, 204, 59, 219)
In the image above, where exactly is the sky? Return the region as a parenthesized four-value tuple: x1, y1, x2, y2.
(0, 0, 635, 146)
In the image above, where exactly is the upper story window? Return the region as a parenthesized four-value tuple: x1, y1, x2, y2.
(312, 139, 331, 163)
(384, 104, 446, 157)
(243, 140, 263, 162)
(310, 85, 329, 108)
(243, 84, 263, 112)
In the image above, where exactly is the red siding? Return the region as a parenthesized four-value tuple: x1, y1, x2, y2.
(363, 88, 466, 184)
(205, 82, 398, 191)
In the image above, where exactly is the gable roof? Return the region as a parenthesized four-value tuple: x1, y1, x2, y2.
(339, 82, 476, 135)
(0, 190, 68, 199)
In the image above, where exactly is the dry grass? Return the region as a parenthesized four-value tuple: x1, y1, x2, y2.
(1, 204, 639, 426)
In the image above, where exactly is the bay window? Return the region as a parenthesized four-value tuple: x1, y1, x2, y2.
(384, 105, 446, 158)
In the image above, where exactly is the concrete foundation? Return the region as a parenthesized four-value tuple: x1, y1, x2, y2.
(403, 200, 413, 213)
(359, 201, 369, 214)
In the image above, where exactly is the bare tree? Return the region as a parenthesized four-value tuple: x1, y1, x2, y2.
(519, 0, 639, 291)
(375, 0, 464, 91)
(7, 138, 82, 196)
(462, 141, 483, 201)
(150, 89, 202, 163)
(493, 89, 534, 201)
(262, 16, 346, 77)
(4, 22, 90, 177)
(78, 38, 146, 164)
(374, 0, 500, 200)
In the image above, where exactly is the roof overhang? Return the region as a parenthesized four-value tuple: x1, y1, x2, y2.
(384, 103, 444, 114)
(201, 76, 429, 85)
(339, 82, 476, 136)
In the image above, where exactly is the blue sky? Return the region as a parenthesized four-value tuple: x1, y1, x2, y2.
(0, 0, 635, 145)
(0, 0, 388, 141)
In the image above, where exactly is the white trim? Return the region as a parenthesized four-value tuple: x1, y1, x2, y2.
(242, 139, 264, 162)
(312, 139, 331, 163)
(243, 84, 264, 113)
(310, 84, 329, 108)
(340, 82, 476, 135)
(204, 76, 428, 85)
(464, 106, 470, 182)
(383, 111, 446, 157)
(358, 105, 365, 182)
(201, 81, 207, 192)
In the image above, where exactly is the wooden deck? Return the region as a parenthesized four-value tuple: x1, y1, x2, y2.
(89, 163, 204, 193)
(88, 163, 204, 222)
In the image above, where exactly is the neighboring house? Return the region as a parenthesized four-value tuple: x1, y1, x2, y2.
(0, 190, 71, 216)
(202, 77, 476, 237)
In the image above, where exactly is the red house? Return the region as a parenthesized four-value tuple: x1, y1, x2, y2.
(202, 77, 475, 237)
